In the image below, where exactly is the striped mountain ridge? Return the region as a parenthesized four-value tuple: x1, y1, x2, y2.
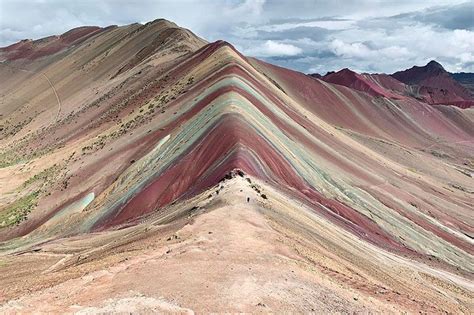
(0, 20, 473, 313)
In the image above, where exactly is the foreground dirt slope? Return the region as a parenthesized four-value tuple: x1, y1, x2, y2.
(0, 19, 473, 312)
(1, 176, 472, 313)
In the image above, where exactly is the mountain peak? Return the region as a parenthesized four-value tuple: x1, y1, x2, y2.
(144, 18, 178, 28)
(392, 60, 448, 85)
(424, 60, 446, 75)
(426, 60, 444, 70)
(391, 59, 472, 105)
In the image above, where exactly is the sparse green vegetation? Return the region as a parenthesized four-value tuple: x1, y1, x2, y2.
(0, 151, 22, 168)
(0, 190, 39, 228)
(22, 164, 60, 189)
(0, 139, 62, 169)
(430, 150, 450, 159)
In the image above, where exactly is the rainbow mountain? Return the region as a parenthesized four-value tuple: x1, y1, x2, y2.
(0, 19, 473, 313)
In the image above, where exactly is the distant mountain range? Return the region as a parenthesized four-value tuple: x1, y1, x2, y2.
(311, 60, 474, 108)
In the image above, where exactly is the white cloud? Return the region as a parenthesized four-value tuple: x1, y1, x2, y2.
(329, 39, 372, 59)
(320, 21, 474, 73)
(257, 19, 355, 32)
(329, 39, 411, 60)
(452, 29, 474, 51)
(245, 40, 302, 57)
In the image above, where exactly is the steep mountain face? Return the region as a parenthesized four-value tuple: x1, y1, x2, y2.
(0, 20, 473, 313)
(392, 60, 474, 107)
(393, 60, 446, 85)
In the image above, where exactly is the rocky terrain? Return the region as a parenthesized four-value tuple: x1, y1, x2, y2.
(0, 19, 473, 313)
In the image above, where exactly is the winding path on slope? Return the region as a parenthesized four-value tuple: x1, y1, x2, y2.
(0, 62, 62, 125)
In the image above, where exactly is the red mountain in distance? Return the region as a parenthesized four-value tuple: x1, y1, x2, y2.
(391, 60, 474, 108)
(321, 68, 404, 99)
(393, 60, 447, 85)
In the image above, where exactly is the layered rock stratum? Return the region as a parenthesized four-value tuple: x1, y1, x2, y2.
(0, 19, 473, 313)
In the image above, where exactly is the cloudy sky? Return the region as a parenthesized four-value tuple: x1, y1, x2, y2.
(1, 0, 473, 74)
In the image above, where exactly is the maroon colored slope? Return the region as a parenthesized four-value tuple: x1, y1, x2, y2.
(322, 68, 403, 99)
(392, 60, 474, 107)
